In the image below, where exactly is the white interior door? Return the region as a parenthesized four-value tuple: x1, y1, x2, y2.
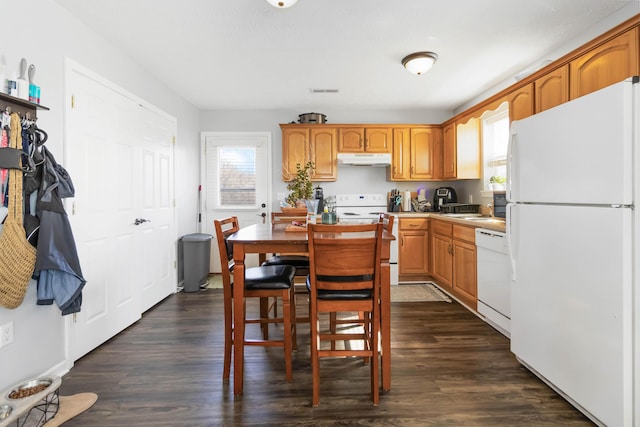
(201, 132, 271, 273)
(138, 106, 177, 312)
(65, 60, 176, 360)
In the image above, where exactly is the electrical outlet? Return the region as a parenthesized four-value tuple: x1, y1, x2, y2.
(0, 322, 14, 348)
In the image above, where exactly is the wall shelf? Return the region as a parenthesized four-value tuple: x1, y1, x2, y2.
(0, 92, 49, 118)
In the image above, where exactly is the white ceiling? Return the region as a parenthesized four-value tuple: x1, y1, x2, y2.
(55, 0, 637, 113)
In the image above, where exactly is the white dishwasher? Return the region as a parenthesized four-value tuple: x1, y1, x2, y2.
(475, 228, 511, 338)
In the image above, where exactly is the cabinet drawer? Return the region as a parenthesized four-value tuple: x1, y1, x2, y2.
(431, 220, 452, 237)
(399, 218, 428, 230)
(453, 224, 475, 243)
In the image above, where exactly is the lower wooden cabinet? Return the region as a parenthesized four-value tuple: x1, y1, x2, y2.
(430, 219, 478, 310)
(398, 217, 429, 280)
(452, 238, 477, 308)
(430, 221, 453, 286)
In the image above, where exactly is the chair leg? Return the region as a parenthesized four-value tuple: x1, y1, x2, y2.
(290, 287, 298, 351)
(371, 308, 380, 406)
(282, 289, 293, 382)
(310, 304, 320, 406)
(223, 299, 233, 382)
(259, 297, 270, 339)
(330, 313, 336, 351)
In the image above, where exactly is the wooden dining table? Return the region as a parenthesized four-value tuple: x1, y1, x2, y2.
(228, 221, 395, 396)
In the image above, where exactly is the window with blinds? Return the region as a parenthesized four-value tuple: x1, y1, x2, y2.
(482, 103, 509, 190)
(212, 147, 257, 207)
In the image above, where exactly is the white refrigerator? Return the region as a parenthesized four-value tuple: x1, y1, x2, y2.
(506, 77, 638, 427)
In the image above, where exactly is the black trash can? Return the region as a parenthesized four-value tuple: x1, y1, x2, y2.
(179, 233, 213, 292)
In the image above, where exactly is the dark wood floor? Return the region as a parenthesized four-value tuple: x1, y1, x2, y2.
(58, 288, 594, 426)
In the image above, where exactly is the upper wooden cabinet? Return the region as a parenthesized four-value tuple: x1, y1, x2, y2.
(442, 118, 481, 180)
(281, 125, 337, 182)
(338, 127, 392, 152)
(507, 82, 534, 122)
(310, 127, 338, 180)
(535, 64, 569, 113)
(411, 127, 440, 180)
(389, 127, 441, 181)
(442, 122, 456, 179)
(390, 128, 410, 180)
(570, 27, 639, 100)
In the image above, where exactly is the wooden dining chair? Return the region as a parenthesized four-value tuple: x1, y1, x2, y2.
(261, 211, 311, 324)
(262, 212, 310, 278)
(328, 214, 392, 352)
(214, 216, 297, 383)
(307, 222, 384, 406)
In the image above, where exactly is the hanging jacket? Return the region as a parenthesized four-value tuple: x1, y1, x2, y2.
(33, 146, 85, 315)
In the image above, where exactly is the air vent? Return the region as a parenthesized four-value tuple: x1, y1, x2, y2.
(309, 89, 339, 94)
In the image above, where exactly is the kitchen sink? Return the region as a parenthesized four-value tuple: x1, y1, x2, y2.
(463, 217, 505, 223)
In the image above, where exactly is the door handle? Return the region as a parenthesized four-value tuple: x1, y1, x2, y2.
(134, 218, 151, 225)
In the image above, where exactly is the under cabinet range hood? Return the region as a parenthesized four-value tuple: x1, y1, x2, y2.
(337, 152, 392, 167)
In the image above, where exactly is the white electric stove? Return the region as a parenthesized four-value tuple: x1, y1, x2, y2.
(334, 193, 388, 223)
(334, 193, 398, 285)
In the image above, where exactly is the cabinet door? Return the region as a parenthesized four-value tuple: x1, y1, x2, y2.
(442, 122, 456, 179)
(410, 128, 435, 180)
(570, 28, 639, 100)
(365, 127, 392, 152)
(452, 239, 477, 307)
(282, 127, 309, 181)
(310, 127, 337, 181)
(431, 233, 452, 288)
(535, 65, 569, 113)
(390, 128, 410, 180)
(399, 230, 429, 275)
(508, 83, 534, 122)
(338, 127, 365, 152)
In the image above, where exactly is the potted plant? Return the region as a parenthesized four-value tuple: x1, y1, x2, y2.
(285, 161, 315, 211)
(489, 175, 506, 190)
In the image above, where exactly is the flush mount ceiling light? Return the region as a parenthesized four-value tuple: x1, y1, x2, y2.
(266, 0, 298, 8)
(402, 52, 438, 75)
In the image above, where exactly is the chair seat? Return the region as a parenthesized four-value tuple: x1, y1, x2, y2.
(306, 275, 372, 300)
(262, 255, 310, 276)
(237, 265, 295, 290)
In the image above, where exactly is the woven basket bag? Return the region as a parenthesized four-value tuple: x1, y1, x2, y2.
(0, 113, 37, 309)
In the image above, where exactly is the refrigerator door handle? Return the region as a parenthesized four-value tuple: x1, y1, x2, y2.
(506, 202, 516, 281)
(506, 124, 517, 202)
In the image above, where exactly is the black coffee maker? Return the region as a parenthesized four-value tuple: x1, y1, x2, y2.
(314, 185, 324, 214)
(433, 187, 457, 211)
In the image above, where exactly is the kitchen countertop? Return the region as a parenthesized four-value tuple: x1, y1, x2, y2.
(391, 212, 506, 233)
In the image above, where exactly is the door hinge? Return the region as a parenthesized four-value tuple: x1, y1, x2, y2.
(72, 313, 77, 323)
(71, 95, 75, 109)
(172, 136, 176, 145)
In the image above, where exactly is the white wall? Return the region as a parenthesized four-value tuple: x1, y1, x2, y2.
(0, 0, 201, 390)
